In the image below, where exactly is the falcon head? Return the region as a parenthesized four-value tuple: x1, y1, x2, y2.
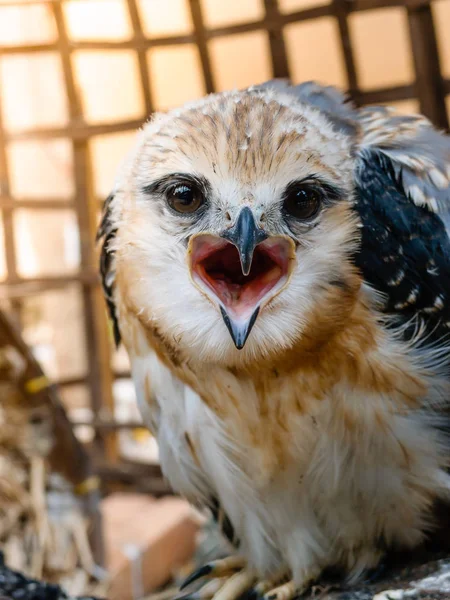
(99, 84, 390, 366)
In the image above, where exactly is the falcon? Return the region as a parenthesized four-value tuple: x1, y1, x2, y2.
(97, 81, 450, 600)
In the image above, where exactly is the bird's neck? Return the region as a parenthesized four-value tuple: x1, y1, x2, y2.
(176, 300, 426, 422)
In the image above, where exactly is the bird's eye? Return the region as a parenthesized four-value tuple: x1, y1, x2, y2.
(283, 185, 322, 220)
(167, 183, 204, 214)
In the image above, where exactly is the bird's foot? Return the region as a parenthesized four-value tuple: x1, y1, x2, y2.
(178, 556, 254, 600)
(180, 556, 248, 591)
(179, 558, 317, 600)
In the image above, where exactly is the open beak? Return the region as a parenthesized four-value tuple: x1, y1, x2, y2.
(188, 208, 296, 349)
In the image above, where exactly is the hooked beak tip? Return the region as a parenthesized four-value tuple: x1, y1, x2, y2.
(240, 258, 252, 277)
(220, 306, 259, 350)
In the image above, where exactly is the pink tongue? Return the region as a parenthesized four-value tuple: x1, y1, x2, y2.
(190, 235, 294, 320)
(196, 262, 284, 320)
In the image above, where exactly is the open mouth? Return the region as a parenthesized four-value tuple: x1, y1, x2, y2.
(189, 234, 295, 347)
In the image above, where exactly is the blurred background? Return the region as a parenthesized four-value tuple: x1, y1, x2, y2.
(0, 0, 449, 598)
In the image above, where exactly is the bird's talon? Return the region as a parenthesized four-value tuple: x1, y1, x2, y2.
(181, 565, 215, 590)
(180, 557, 247, 593)
(175, 578, 228, 600)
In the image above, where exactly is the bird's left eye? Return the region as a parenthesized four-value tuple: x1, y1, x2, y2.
(283, 184, 322, 220)
(167, 183, 204, 214)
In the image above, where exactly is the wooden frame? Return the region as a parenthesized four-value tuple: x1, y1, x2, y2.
(0, 0, 449, 495)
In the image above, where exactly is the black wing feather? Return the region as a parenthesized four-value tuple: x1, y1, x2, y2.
(97, 193, 121, 346)
(354, 150, 450, 342)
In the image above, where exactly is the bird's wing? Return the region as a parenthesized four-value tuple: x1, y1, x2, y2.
(96, 192, 121, 346)
(353, 107, 450, 337)
(357, 106, 450, 230)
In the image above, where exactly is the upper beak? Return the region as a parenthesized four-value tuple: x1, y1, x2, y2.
(220, 207, 267, 276)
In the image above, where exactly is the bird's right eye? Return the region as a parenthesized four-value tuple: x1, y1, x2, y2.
(282, 184, 322, 220)
(167, 183, 204, 214)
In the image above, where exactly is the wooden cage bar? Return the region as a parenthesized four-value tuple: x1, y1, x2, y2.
(406, 1, 448, 128)
(51, 1, 118, 463)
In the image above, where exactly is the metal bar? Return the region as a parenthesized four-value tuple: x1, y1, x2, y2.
(263, 0, 290, 79)
(406, 2, 449, 129)
(188, 0, 215, 93)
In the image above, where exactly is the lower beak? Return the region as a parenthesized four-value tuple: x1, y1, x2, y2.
(220, 207, 267, 276)
(220, 306, 259, 350)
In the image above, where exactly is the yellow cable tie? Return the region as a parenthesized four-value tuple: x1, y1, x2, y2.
(74, 476, 101, 496)
(24, 375, 51, 394)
